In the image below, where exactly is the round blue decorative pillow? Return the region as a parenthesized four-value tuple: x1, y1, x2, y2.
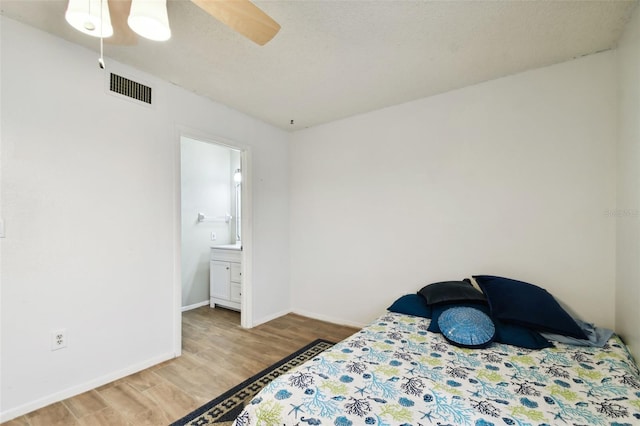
(437, 306, 495, 348)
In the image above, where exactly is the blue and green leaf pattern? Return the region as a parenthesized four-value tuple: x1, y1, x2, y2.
(233, 312, 640, 426)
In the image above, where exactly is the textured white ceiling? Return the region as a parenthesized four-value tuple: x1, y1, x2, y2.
(1, 0, 637, 130)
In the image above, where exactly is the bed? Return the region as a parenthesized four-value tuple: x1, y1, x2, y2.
(233, 277, 640, 426)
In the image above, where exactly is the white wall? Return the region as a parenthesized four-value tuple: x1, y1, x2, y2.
(181, 137, 234, 308)
(616, 5, 640, 360)
(0, 17, 290, 420)
(291, 52, 617, 329)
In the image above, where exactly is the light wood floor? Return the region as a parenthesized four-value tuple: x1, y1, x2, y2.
(2, 307, 359, 426)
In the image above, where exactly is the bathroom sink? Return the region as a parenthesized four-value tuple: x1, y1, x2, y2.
(211, 242, 242, 250)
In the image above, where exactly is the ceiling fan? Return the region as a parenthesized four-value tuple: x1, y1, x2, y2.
(65, 0, 281, 46)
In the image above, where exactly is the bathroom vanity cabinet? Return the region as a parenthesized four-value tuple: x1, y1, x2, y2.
(210, 245, 242, 311)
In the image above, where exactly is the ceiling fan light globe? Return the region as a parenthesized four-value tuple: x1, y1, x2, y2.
(128, 16, 171, 41)
(128, 0, 171, 41)
(65, 0, 113, 38)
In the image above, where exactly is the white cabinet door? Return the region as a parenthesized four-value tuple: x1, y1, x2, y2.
(230, 262, 242, 282)
(210, 260, 230, 300)
(230, 283, 242, 302)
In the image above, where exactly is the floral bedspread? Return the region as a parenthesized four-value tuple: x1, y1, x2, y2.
(233, 312, 640, 426)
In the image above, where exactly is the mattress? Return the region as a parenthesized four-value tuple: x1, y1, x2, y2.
(232, 311, 640, 426)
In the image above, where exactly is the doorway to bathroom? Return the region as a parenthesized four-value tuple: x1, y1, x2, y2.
(179, 135, 247, 326)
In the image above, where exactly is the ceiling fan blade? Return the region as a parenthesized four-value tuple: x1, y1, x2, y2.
(190, 0, 280, 46)
(106, 0, 138, 45)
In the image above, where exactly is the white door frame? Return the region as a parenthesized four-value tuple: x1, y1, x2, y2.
(173, 127, 253, 355)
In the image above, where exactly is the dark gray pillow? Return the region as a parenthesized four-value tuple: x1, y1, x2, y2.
(419, 280, 486, 305)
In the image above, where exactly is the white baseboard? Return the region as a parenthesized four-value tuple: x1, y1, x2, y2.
(251, 308, 292, 327)
(251, 308, 366, 329)
(0, 351, 176, 423)
(291, 309, 366, 329)
(181, 300, 210, 312)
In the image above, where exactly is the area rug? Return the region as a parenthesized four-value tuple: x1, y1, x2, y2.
(170, 339, 335, 426)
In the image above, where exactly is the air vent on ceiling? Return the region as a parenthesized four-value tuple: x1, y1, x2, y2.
(109, 73, 152, 105)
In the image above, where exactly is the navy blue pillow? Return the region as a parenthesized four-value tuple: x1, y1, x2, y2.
(474, 275, 587, 340)
(493, 319, 554, 350)
(428, 302, 553, 350)
(388, 294, 432, 319)
(419, 280, 486, 305)
(438, 307, 495, 349)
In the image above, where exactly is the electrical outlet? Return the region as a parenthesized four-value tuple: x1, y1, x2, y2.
(51, 329, 67, 351)
(210, 232, 217, 241)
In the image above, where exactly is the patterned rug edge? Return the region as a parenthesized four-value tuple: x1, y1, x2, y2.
(170, 338, 335, 426)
